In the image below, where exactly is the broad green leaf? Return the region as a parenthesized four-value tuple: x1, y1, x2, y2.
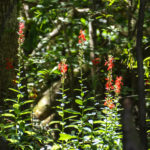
(59, 133, 76, 141)
(144, 57, 150, 62)
(94, 120, 105, 124)
(9, 88, 21, 93)
(64, 115, 77, 121)
(64, 109, 81, 115)
(65, 124, 78, 130)
(75, 99, 83, 105)
(4, 99, 17, 103)
(58, 111, 63, 117)
(13, 104, 19, 109)
(84, 107, 95, 112)
(80, 18, 86, 26)
(25, 131, 36, 136)
(20, 100, 34, 105)
(49, 121, 61, 125)
(7, 138, 18, 144)
(20, 110, 32, 116)
(147, 130, 150, 133)
(2, 113, 15, 118)
(1, 124, 14, 129)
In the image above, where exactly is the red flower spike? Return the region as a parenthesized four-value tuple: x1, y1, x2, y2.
(18, 22, 25, 43)
(92, 58, 100, 65)
(104, 101, 107, 106)
(104, 99, 114, 109)
(114, 76, 123, 94)
(78, 30, 86, 44)
(108, 103, 115, 109)
(105, 78, 114, 91)
(105, 56, 114, 70)
(58, 62, 68, 74)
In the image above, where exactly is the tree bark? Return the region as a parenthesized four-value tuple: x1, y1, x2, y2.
(0, 0, 18, 149)
(0, 0, 18, 103)
(135, 0, 147, 149)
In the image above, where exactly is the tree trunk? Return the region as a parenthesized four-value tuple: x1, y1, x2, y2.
(0, 1, 18, 149)
(0, 0, 18, 104)
(135, 0, 147, 149)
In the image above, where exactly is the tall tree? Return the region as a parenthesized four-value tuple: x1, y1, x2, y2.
(135, 0, 147, 149)
(0, 0, 18, 104)
(0, 0, 18, 149)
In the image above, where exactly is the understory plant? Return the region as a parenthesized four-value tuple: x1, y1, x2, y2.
(0, 27, 124, 150)
(100, 55, 123, 149)
(49, 31, 123, 150)
(0, 20, 41, 150)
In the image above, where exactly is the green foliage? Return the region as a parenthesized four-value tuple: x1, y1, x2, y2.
(2, 0, 150, 149)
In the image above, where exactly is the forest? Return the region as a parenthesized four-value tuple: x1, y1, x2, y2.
(0, 0, 150, 150)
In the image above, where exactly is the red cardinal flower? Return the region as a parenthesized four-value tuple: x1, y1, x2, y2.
(104, 98, 115, 109)
(108, 103, 115, 109)
(58, 62, 68, 74)
(105, 78, 114, 90)
(18, 22, 25, 43)
(114, 76, 123, 94)
(105, 56, 114, 70)
(92, 58, 100, 65)
(78, 30, 86, 44)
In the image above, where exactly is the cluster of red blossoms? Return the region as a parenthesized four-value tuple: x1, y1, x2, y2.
(115, 76, 123, 94)
(104, 56, 123, 109)
(92, 58, 100, 65)
(58, 62, 68, 74)
(6, 58, 14, 70)
(78, 30, 86, 44)
(18, 22, 25, 43)
(105, 77, 114, 91)
(104, 56, 114, 70)
(104, 98, 115, 109)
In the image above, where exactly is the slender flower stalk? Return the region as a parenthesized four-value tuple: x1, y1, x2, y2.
(78, 29, 86, 44)
(104, 55, 115, 109)
(58, 59, 68, 148)
(103, 55, 123, 149)
(77, 29, 86, 148)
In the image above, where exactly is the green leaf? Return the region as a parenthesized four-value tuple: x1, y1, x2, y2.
(59, 133, 76, 141)
(2, 113, 15, 118)
(75, 99, 83, 105)
(49, 121, 61, 125)
(9, 88, 21, 93)
(4, 99, 17, 103)
(1, 124, 14, 129)
(81, 92, 84, 97)
(7, 138, 18, 144)
(13, 104, 19, 109)
(84, 107, 95, 112)
(80, 18, 86, 26)
(147, 130, 150, 133)
(64, 115, 77, 121)
(20, 110, 32, 116)
(94, 120, 105, 124)
(65, 124, 78, 130)
(64, 109, 81, 115)
(58, 111, 64, 117)
(25, 131, 36, 136)
(144, 57, 150, 62)
(20, 100, 34, 105)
